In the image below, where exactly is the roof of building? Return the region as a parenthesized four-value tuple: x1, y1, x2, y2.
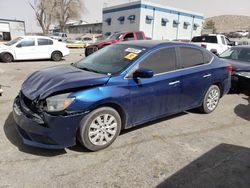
(0, 18, 25, 23)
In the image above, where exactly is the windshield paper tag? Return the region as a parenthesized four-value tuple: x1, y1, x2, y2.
(124, 53, 138, 60)
(125, 48, 142, 54)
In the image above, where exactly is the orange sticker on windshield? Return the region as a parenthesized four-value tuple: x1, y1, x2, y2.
(124, 53, 138, 60)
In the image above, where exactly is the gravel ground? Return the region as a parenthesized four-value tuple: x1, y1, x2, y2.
(0, 49, 250, 188)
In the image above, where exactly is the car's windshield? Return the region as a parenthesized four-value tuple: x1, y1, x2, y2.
(75, 44, 147, 75)
(107, 33, 123, 40)
(5, 37, 23, 46)
(220, 48, 250, 63)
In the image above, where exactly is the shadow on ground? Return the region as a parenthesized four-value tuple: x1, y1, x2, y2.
(3, 112, 66, 156)
(234, 96, 250, 121)
(157, 143, 250, 188)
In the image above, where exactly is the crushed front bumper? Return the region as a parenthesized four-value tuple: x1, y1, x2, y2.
(13, 96, 85, 149)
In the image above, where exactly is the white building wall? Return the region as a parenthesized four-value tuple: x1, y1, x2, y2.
(103, 0, 204, 40)
(0, 19, 25, 40)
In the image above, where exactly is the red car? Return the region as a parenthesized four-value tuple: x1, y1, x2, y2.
(85, 31, 147, 56)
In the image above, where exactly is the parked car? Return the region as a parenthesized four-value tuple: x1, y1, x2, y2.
(0, 36, 69, 63)
(13, 41, 231, 151)
(66, 37, 95, 48)
(50, 32, 68, 42)
(219, 46, 250, 92)
(85, 31, 147, 56)
(191, 34, 235, 55)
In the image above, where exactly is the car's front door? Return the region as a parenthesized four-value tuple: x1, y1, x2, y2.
(15, 38, 37, 60)
(177, 46, 213, 110)
(127, 47, 182, 126)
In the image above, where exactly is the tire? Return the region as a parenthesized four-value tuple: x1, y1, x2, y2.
(78, 107, 121, 151)
(51, 51, 62, 61)
(1, 53, 13, 63)
(199, 85, 221, 114)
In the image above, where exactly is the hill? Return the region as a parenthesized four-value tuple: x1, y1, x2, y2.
(205, 15, 250, 33)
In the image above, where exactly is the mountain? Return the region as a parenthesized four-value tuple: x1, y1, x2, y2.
(205, 15, 250, 33)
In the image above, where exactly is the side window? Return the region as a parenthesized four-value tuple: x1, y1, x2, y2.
(38, 38, 53, 46)
(221, 36, 226, 45)
(123, 33, 135, 41)
(139, 47, 176, 74)
(203, 51, 213, 64)
(225, 37, 231, 45)
(179, 47, 204, 68)
(18, 39, 35, 47)
(136, 32, 144, 40)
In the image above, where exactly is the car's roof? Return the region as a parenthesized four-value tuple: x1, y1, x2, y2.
(118, 40, 199, 49)
(21, 36, 54, 40)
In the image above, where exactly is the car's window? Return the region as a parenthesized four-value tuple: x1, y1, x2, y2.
(107, 33, 123, 40)
(191, 36, 218, 43)
(203, 51, 213, 64)
(83, 37, 92, 41)
(18, 39, 35, 47)
(38, 38, 53, 46)
(225, 38, 231, 45)
(5, 37, 23, 46)
(123, 33, 135, 41)
(136, 32, 144, 40)
(221, 36, 226, 45)
(139, 47, 176, 74)
(179, 47, 204, 68)
(75, 44, 147, 75)
(220, 48, 250, 62)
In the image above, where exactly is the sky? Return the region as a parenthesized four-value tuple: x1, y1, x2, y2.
(0, 0, 250, 32)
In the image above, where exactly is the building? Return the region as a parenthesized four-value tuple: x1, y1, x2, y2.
(0, 19, 25, 41)
(52, 20, 102, 35)
(102, 0, 204, 40)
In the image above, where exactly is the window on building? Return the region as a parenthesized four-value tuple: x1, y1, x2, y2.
(118, 16, 125, 25)
(139, 47, 177, 74)
(128, 15, 136, 24)
(179, 47, 204, 68)
(183, 22, 190, 29)
(161, 18, 169, 26)
(38, 38, 53, 46)
(173, 20, 180, 28)
(193, 23, 200, 31)
(146, 15, 154, 24)
(105, 18, 112, 26)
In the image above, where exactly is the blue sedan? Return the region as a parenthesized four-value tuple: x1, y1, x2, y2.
(13, 41, 232, 151)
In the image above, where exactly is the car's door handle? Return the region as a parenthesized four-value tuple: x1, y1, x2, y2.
(203, 74, 212, 78)
(169, 81, 180, 86)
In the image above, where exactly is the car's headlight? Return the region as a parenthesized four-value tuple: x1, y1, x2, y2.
(46, 93, 75, 112)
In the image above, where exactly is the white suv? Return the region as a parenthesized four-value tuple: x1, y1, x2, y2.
(0, 36, 70, 63)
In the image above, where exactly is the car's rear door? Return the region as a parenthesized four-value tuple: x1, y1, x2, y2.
(128, 47, 182, 125)
(36, 38, 54, 59)
(177, 46, 213, 110)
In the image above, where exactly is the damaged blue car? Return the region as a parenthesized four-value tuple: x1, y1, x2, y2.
(13, 41, 232, 151)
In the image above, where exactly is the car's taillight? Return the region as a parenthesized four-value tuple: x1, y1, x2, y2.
(201, 44, 207, 48)
(226, 64, 233, 75)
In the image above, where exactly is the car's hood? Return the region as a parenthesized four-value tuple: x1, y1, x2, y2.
(21, 65, 111, 100)
(222, 59, 250, 71)
(91, 39, 118, 46)
(0, 44, 11, 51)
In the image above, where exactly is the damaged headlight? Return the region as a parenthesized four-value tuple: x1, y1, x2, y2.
(46, 93, 75, 112)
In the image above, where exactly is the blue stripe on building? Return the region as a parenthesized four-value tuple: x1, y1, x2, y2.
(103, 3, 204, 20)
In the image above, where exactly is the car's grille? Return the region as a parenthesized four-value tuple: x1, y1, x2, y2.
(85, 46, 98, 56)
(20, 92, 37, 112)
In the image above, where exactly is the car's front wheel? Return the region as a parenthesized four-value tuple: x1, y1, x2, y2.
(199, 85, 221, 114)
(51, 51, 62, 61)
(1, 53, 13, 63)
(78, 107, 122, 151)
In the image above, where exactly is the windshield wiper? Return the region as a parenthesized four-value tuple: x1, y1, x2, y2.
(78, 67, 104, 74)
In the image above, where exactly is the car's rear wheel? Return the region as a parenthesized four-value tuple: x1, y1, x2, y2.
(1, 53, 13, 63)
(199, 85, 221, 113)
(51, 51, 62, 61)
(78, 107, 121, 151)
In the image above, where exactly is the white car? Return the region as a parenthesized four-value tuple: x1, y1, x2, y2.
(0, 36, 70, 63)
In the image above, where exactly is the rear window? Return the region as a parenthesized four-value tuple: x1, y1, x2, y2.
(38, 38, 53, 46)
(192, 36, 218, 43)
(179, 47, 204, 68)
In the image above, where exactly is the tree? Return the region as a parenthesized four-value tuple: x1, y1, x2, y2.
(204, 20, 217, 33)
(54, 0, 83, 32)
(29, 0, 57, 34)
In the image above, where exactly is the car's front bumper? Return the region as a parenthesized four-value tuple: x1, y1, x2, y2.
(13, 96, 85, 149)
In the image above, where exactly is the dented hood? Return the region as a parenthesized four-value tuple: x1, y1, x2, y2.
(21, 65, 111, 100)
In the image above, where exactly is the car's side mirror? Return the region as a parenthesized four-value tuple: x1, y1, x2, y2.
(211, 49, 219, 56)
(133, 68, 154, 79)
(16, 43, 22, 48)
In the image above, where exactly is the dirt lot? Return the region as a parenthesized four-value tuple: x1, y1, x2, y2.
(0, 49, 250, 188)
